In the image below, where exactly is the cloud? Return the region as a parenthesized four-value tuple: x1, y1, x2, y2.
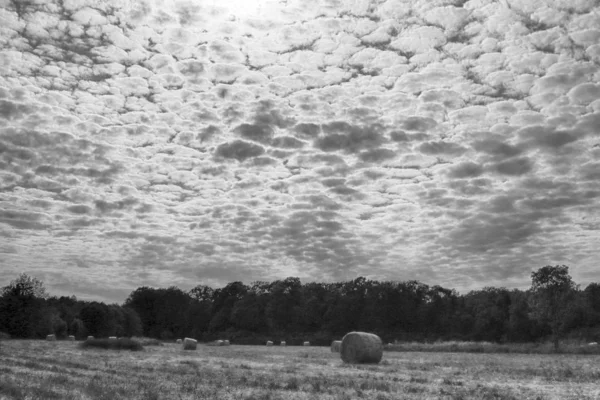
(490, 157, 534, 176)
(214, 140, 265, 161)
(1, 0, 599, 302)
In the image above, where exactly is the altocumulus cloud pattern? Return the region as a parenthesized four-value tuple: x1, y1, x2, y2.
(0, 0, 599, 302)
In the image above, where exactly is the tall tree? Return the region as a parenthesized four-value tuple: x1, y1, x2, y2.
(529, 265, 577, 350)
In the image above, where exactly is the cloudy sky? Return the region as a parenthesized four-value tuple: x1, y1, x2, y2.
(1, 0, 599, 303)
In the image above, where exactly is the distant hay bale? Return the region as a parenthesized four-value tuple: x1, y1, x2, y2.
(223, 340, 230, 346)
(46, 334, 56, 341)
(266, 341, 273, 346)
(68, 335, 75, 341)
(589, 342, 598, 346)
(331, 340, 342, 352)
(87, 336, 94, 340)
(217, 340, 224, 346)
(340, 332, 383, 364)
(108, 336, 117, 341)
(183, 337, 197, 350)
(280, 341, 286, 346)
(303, 341, 310, 346)
(176, 339, 182, 344)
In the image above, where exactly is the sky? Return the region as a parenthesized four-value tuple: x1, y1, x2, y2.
(0, 0, 599, 303)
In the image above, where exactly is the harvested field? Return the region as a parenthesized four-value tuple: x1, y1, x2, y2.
(1, 340, 599, 399)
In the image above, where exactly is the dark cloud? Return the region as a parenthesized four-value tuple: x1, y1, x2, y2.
(472, 138, 522, 158)
(418, 141, 467, 156)
(517, 125, 579, 149)
(0, 100, 33, 120)
(389, 130, 428, 142)
(447, 161, 484, 178)
(491, 157, 533, 176)
(233, 123, 274, 144)
(0, 209, 49, 230)
(579, 162, 600, 180)
(94, 198, 139, 213)
(253, 100, 295, 128)
(294, 123, 321, 138)
(446, 214, 542, 253)
(215, 140, 265, 161)
(400, 116, 437, 131)
(321, 178, 345, 188)
(271, 136, 306, 149)
(67, 205, 92, 215)
(358, 148, 397, 162)
(315, 122, 385, 153)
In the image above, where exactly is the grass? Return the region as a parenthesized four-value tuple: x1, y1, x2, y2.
(1, 340, 600, 399)
(79, 337, 144, 351)
(386, 340, 600, 355)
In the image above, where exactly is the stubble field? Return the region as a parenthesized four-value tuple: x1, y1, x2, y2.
(1, 340, 599, 400)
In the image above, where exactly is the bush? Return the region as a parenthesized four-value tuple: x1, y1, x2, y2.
(79, 338, 143, 351)
(132, 337, 163, 346)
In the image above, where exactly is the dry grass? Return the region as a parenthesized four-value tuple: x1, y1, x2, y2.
(1, 340, 600, 399)
(387, 340, 600, 355)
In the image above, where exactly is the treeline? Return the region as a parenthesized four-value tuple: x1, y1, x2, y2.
(1, 267, 600, 346)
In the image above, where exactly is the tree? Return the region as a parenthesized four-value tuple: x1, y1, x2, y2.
(1, 273, 48, 299)
(0, 274, 48, 338)
(529, 265, 577, 350)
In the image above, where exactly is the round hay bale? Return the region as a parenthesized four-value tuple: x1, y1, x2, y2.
(108, 336, 117, 341)
(176, 339, 182, 344)
(331, 340, 342, 352)
(68, 335, 75, 341)
(340, 332, 383, 364)
(280, 341, 286, 346)
(303, 341, 310, 346)
(87, 336, 94, 340)
(223, 340, 230, 346)
(589, 342, 598, 346)
(46, 334, 56, 341)
(266, 341, 273, 346)
(182, 337, 197, 350)
(217, 340, 224, 346)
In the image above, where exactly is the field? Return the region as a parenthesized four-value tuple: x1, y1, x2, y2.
(1, 340, 600, 399)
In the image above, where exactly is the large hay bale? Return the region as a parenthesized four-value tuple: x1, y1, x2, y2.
(87, 336, 94, 340)
(280, 341, 286, 346)
(183, 337, 197, 350)
(266, 341, 273, 346)
(589, 342, 598, 346)
(303, 341, 310, 346)
(68, 335, 75, 341)
(222, 340, 230, 346)
(176, 339, 182, 344)
(108, 336, 117, 340)
(340, 332, 383, 364)
(331, 340, 342, 352)
(217, 340, 224, 346)
(46, 334, 56, 341)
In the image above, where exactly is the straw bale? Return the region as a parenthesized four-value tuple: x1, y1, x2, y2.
(340, 332, 383, 364)
(266, 340, 273, 346)
(87, 336, 94, 340)
(46, 334, 56, 341)
(109, 336, 117, 341)
(183, 337, 197, 350)
(222, 340, 230, 346)
(303, 341, 310, 346)
(68, 335, 75, 341)
(280, 341, 286, 346)
(331, 340, 342, 352)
